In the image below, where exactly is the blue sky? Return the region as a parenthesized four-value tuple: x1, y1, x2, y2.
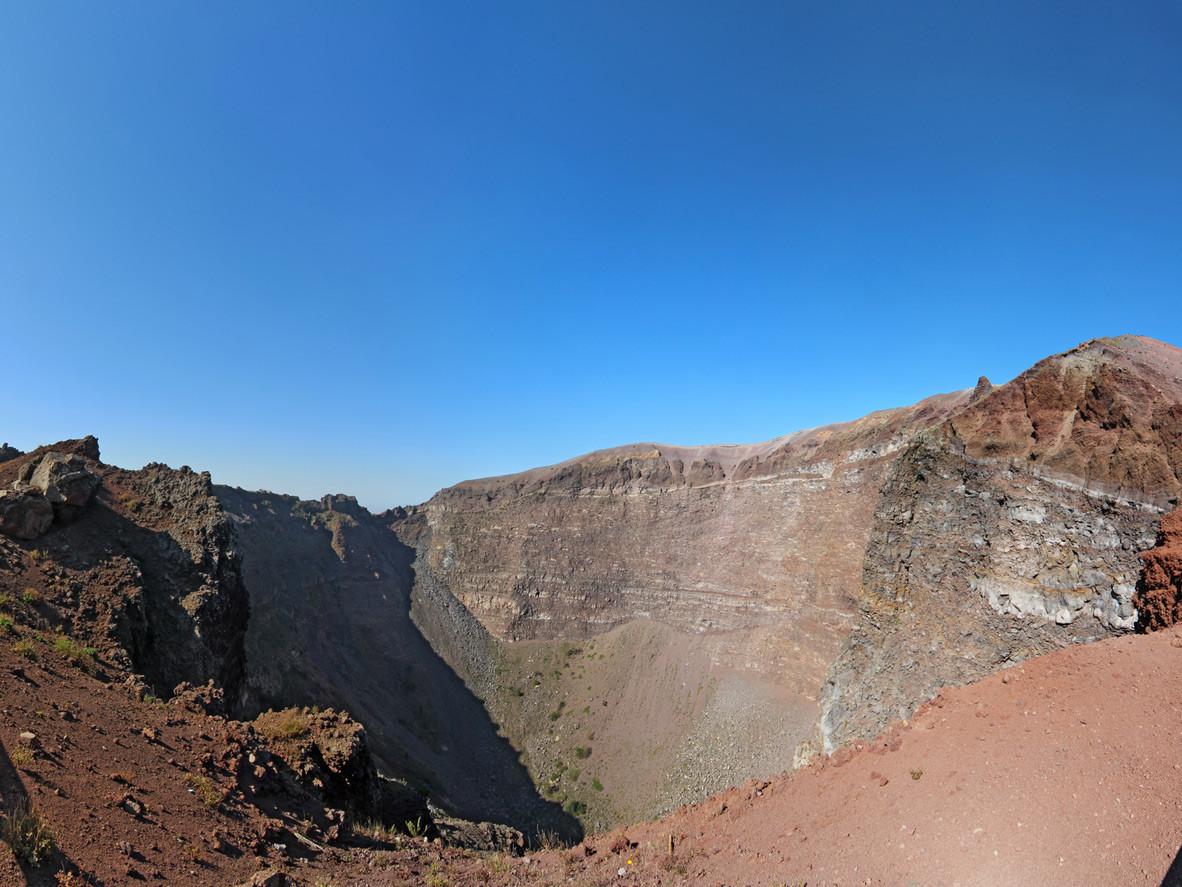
(2, 2, 1180, 509)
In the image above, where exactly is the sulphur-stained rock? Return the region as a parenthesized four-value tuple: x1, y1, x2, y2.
(0, 483, 54, 538)
(21, 451, 102, 521)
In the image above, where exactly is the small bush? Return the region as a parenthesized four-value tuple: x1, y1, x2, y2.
(1, 802, 55, 865)
(0, 615, 14, 635)
(592, 777, 603, 792)
(574, 746, 591, 759)
(22, 589, 39, 605)
(13, 639, 36, 661)
(0, 593, 9, 611)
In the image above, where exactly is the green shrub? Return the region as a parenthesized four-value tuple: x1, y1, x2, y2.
(574, 746, 591, 759)
(591, 778, 603, 792)
(13, 639, 36, 661)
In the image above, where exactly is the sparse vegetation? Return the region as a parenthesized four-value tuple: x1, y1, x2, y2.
(12, 743, 34, 767)
(184, 772, 225, 807)
(911, 767, 924, 781)
(23, 588, 40, 605)
(257, 707, 312, 741)
(53, 634, 97, 674)
(535, 829, 565, 850)
(1, 801, 56, 865)
(0, 615, 14, 635)
(405, 816, 426, 838)
(574, 745, 592, 759)
(592, 777, 604, 792)
(13, 638, 37, 661)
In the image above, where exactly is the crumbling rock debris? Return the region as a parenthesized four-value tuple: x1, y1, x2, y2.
(1135, 508, 1182, 630)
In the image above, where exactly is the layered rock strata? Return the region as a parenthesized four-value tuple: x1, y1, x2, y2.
(391, 390, 975, 820)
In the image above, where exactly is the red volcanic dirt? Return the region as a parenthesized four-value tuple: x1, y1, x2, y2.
(1137, 509, 1182, 630)
(570, 627, 1182, 887)
(310, 626, 1182, 887)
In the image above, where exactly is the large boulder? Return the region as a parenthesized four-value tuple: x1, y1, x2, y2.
(20, 452, 101, 521)
(0, 483, 54, 539)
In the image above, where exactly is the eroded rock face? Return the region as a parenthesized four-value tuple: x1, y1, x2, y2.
(819, 336, 1182, 750)
(1135, 509, 1182, 630)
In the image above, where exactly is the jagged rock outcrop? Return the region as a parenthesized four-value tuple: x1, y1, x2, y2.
(0, 438, 250, 712)
(819, 336, 1182, 749)
(1135, 508, 1182, 630)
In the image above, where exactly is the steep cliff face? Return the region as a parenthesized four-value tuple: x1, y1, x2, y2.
(216, 488, 577, 837)
(392, 391, 973, 823)
(819, 336, 1182, 749)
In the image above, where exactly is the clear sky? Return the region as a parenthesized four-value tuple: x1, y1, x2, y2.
(2, 2, 1180, 510)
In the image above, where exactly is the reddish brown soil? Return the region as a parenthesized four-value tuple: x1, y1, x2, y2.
(1138, 509, 1182, 630)
(295, 626, 1182, 887)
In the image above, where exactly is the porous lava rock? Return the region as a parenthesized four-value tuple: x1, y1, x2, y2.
(1135, 508, 1182, 630)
